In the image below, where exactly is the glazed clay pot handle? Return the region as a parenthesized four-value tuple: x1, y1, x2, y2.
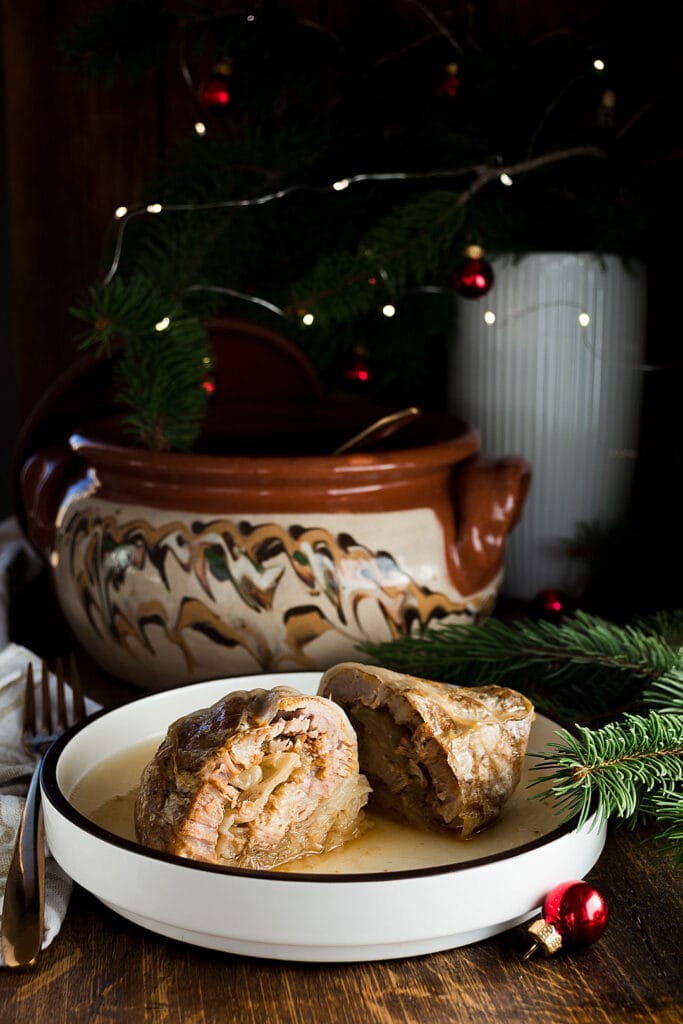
(453, 454, 532, 596)
(19, 447, 79, 559)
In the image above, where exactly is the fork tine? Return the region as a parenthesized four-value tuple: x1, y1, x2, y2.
(22, 663, 36, 742)
(39, 659, 52, 736)
(68, 653, 86, 722)
(54, 656, 67, 733)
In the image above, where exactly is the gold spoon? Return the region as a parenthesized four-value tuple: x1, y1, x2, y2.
(333, 407, 422, 455)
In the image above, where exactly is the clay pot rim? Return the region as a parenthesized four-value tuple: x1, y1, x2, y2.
(68, 413, 482, 481)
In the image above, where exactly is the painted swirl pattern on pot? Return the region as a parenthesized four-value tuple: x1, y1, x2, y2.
(57, 507, 492, 679)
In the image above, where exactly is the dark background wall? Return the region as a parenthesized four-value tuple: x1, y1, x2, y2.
(0, 13, 18, 516)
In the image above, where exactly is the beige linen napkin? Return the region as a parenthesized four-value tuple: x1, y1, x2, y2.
(0, 643, 94, 965)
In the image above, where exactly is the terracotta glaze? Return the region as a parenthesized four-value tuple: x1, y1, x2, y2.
(20, 407, 530, 688)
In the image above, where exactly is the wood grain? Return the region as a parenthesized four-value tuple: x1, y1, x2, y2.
(1, 829, 680, 1023)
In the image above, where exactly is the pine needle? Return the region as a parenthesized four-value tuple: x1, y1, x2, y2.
(358, 610, 682, 723)
(71, 276, 211, 451)
(530, 712, 683, 823)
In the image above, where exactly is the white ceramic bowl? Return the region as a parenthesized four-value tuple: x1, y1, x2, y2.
(41, 672, 607, 962)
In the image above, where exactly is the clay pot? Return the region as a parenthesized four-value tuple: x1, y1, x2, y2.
(16, 320, 530, 689)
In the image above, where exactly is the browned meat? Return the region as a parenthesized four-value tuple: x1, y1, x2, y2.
(318, 663, 534, 837)
(134, 686, 370, 869)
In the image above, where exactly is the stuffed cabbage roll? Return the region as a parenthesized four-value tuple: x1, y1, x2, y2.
(135, 686, 370, 869)
(319, 662, 534, 837)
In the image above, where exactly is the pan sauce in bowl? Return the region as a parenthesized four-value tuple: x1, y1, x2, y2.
(68, 730, 558, 875)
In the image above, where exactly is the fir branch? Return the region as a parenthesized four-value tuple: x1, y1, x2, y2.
(71, 276, 211, 451)
(641, 787, 683, 866)
(529, 712, 683, 861)
(361, 191, 466, 291)
(289, 147, 604, 322)
(114, 315, 211, 452)
(358, 610, 682, 722)
(642, 668, 683, 715)
(71, 275, 175, 353)
(638, 609, 683, 649)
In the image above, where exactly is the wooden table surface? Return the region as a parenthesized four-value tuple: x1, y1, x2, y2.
(1, 615, 681, 1023)
(1, 827, 680, 1023)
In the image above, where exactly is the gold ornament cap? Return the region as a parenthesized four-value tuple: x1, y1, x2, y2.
(445, 62, 460, 76)
(464, 244, 484, 260)
(523, 918, 563, 959)
(212, 58, 233, 77)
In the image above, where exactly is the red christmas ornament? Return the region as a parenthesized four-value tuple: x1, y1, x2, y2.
(531, 588, 572, 622)
(437, 62, 461, 99)
(525, 881, 608, 958)
(343, 346, 373, 387)
(198, 59, 233, 109)
(453, 245, 494, 298)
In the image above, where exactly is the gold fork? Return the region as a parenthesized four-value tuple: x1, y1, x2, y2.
(1, 657, 85, 969)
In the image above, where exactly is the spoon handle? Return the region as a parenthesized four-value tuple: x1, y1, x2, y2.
(334, 407, 421, 455)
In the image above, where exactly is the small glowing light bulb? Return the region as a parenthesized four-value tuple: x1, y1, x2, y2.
(381, 304, 396, 318)
(114, 205, 128, 219)
(332, 178, 350, 191)
(155, 316, 171, 332)
(247, 13, 255, 21)
(194, 121, 207, 136)
(593, 58, 606, 71)
(499, 173, 513, 187)
(146, 203, 163, 214)
(301, 312, 315, 326)
(578, 312, 591, 327)
(484, 311, 496, 325)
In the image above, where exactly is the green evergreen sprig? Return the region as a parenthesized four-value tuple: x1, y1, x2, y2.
(290, 191, 466, 326)
(358, 610, 681, 723)
(71, 275, 211, 451)
(641, 787, 683, 866)
(528, 713, 683, 861)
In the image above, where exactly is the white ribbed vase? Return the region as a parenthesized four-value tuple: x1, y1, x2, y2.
(449, 252, 647, 599)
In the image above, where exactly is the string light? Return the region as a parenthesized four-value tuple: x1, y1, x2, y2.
(593, 58, 606, 71)
(194, 121, 207, 136)
(499, 172, 513, 187)
(103, 146, 606, 321)
(103, 163, 493, 285)
(471, 300, 595, 331)
(155, 316, 171, 332)
(184, 283, 289, 319)
(301, 312, 315, 326)
(405, 0, 463, 56)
